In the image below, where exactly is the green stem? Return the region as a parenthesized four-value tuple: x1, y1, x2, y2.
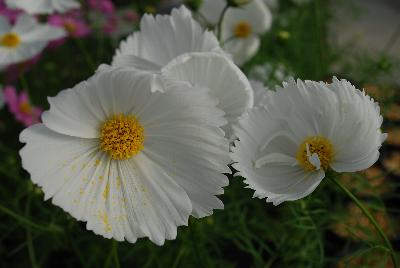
(330, 176, 398, 268)
(74, 38, 95, 70)
(0, 204, 62, 233)
(216, 5, 229, 42)
(25, 194, 39, 268)
(112, 240, 120, 268)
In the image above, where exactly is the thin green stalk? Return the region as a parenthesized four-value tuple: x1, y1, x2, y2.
(329, 176, 398, 268)
(0, 204, 62, 233)
(112, 240, 120, 268)
(74, 38, 95, 70)
(25, 194, 39, 268)
(216, 4, 229, 42)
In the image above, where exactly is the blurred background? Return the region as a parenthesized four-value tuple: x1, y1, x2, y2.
(0, 0, 399, 267)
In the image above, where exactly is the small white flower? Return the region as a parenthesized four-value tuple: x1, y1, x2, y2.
(199, 0, 272, 65)
(6, 0, 80, 14)
(0, 15, 66, 67)
(161, 52, 253, 138)
(231, 78, 386, 205)
(112, 6, 225, 71)
(20, 68, 230, 245)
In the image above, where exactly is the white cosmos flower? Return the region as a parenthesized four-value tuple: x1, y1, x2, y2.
(161, 52, 253, 139)
(231, 78, 386, 205)
(6, 0, 80, 14)
(112, 6, 225, 71)
(19, 68, 230, 245)
(199, 0, 272, 65)
(0, 15, 66, 67)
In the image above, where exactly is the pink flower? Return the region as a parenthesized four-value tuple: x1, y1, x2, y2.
(102, 14, 117, 35)
(48, 11, 90, 40)
(88, 0, 115, 15)
(3, 86, 42, 127)
(0, 0, 21, 23)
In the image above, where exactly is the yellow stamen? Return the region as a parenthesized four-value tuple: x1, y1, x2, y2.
(296, 136, 334, 171)
(64, 21, 76, 34)
(100, 114, 145, 160)
(19, 101, 32, 114)
(234, 21, 252, 38)
(0, 33, 21, 48)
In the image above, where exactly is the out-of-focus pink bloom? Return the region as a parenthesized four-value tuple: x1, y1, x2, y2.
(88, 0, 115, 15)
(48, 11, 90, 38)
(3, 86, 42, 127)
(102, 14, 117, 34)
(5, 55, 42, 83)
(122, 10, 139, 23)
(0, 0, 21, 23)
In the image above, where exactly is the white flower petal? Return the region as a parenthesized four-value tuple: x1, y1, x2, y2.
(0, 16, 11, 35)
(162, 52, 253, 138)
(198, 0, 225, 25)
(223, 36, 260, 65)
(112, 5, 223, 70)
(6, 0, 80, 14)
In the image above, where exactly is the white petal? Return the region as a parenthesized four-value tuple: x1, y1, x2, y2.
(222, 0, 272, 39)
(223, 36, 260, 66)
(112, 5, 223, 69)
(198, 0, 225, 25)
(6, 0, 80, 14)
(0, 16, 11, 35)
(19, 124, 191, 245)
(162, 52, 253, 138)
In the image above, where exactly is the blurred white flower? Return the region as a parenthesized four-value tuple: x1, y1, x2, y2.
(6, 0, 80, 14)
(249, 79, 271, 107)
(161, 52, 253, 138)
(200, 0, 272, 65)
(20, 68, 230, 245)
(231, 78, 386, 205)
(112, 6, 225, 71)
(0, 15, 66, 67)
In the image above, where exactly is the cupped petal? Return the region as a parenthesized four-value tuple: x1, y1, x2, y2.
(223, 36, 260, 66)
(231, 106, 326, 205)
(139, 80, 230, 218)
(328, 79, 386, 172)
(112, 5, 223, 69)
(162, 52, 253, 138)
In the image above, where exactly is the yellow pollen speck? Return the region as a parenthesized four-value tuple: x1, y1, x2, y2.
(98, 211, 112, 232)
(102, 182, 110, 199)
(95, 159, 101, 166)
(100, 113, 145, 160)
(0, 32, 21, 48)
(234, 21, 252, 38)
(64, 21, 76, 34)
(296, 136, 334, 171)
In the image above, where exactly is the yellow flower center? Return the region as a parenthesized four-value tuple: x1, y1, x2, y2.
(234, 21, 252, 38)
(0, 33, 21, 48)
(19, 101, 32, 114)
(64, 21, 76, 34)
(100, 114, 145, 160)
(296, 136, 334, 171)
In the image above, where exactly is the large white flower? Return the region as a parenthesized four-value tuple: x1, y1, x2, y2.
(0, 15, 66, 67)
(231, 78, 386, 205)
(161, 52, 253, 138)
(112, 6, 225, 71)
(20, 68, 230, 245)
(6, 0, 80, 14)
(199, 0, 272, 65)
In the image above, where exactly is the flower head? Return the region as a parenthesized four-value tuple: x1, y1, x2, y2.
(199, 0, 272, 65)
(5, 0, 80, 14)
(231, 78, 386, 205)
(19, 67, 230, 245)
(0, 14, 66, 67)
(3, 85, 42, 126)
